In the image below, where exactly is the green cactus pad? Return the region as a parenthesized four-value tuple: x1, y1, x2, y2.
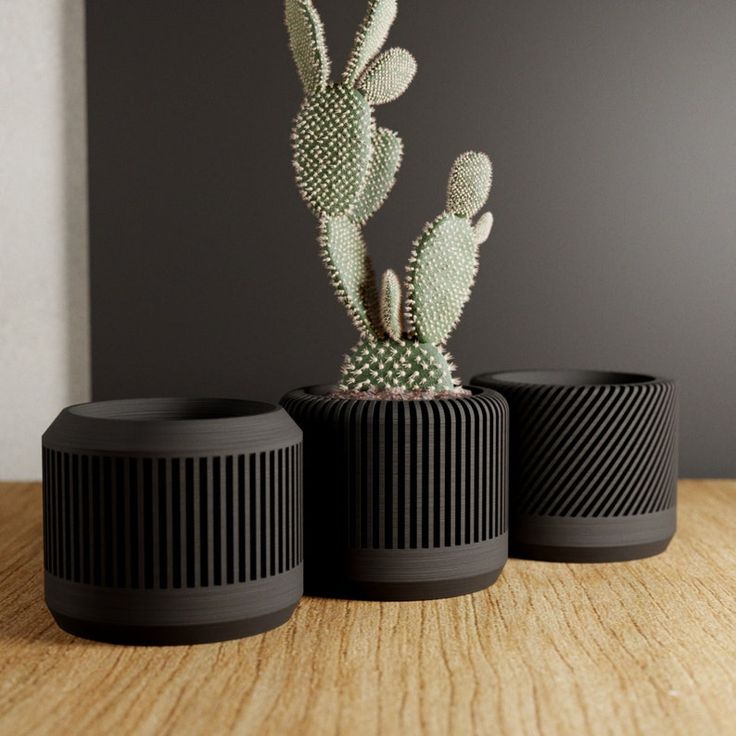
(284, 0, 330, 96)
(356, 48, 417, 105)
(446, 151, 493, 218)
(473, 211, 494, 245)
(343, 0, 398, 84)
(320, 215, 380, 337)
(339, 339, 456, 393)
(293, 85, 373, 216)
(405, 213, 478, 345)
(380, 269, 402, 340)
(350, 127, 403, 224)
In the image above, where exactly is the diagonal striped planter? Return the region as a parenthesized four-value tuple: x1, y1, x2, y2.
(280, 386, 508, 600)
(42, 398, 303, 645)
(471, 370, 678, 562)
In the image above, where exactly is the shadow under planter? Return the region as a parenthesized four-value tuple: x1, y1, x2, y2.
(280, 386, 508, 600)
(470, 370, 678, 562)
(42, 398, 303, 645)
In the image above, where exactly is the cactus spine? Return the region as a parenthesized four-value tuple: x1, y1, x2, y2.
(286, 0, 494, 397)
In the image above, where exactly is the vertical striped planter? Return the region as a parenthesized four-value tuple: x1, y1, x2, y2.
(280, 386, 508, 600)
(42, 398, 303, 645)
(471, 370, 678, 562)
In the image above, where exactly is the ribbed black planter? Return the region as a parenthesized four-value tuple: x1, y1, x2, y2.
(471, 370, 678, 562)
(42, 398, 303, 645)
(280, 386, 508, 600)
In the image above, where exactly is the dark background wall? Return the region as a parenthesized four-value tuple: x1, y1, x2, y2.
(87, 0, 736, 477)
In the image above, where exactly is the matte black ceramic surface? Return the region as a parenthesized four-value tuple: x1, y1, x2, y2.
(470, 370, 678, 562)
(280, 386, 509, 600)
(42, 398, 303, 645)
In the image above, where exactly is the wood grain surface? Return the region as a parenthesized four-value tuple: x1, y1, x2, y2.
(0, 480, 734, 736)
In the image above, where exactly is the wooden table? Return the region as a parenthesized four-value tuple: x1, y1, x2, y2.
(0, 480, 734, 736)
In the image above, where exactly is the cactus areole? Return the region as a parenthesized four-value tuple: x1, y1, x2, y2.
(286, 0, 494, 398)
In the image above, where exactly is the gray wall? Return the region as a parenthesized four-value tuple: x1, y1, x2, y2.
(87, 1, 736, 477)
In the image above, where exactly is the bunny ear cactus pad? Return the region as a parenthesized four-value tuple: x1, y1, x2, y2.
(473, 211, 494, 245)
(447, 151, 493, 217)
(320, 216, 380, 337)
(285, 0, 330, 96)
(380, 269, 403, 340)
(405, 214, 477, 345)
(405, 153, 493, 346)
(356, 48, 417, 105)
(343, 0, 398, 84)
(351, 127, 403, 225)
(286, 0, 494, 397)
(293, 86, 373, 217)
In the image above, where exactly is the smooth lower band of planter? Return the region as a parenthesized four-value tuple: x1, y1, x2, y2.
(336, 535, 508, 601)
(511, 508, 676, 562)
(346, 535, 508, 582)
(336, 571, 504, 602)
(50, 605, 298, 646)
(46, 565, 302, 644)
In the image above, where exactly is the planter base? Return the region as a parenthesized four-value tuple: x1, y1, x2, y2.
(509, 508, 676, 563)
(511, 538, 672, 564)
(49, 604, 297, 646)
(310, 569, 504, 602)
(44, 565, 303, 645)
(305, 535, 508, 601)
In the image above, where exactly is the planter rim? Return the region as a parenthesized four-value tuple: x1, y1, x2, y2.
(66, 396, 278, 422)
(471, 369, 673, 388)
(290, 384, 495, 402)
(43, 397, 301, 456)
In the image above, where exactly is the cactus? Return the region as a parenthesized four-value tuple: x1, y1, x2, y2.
(351, 127, 403, 225)
(405, 153, 493, 345)
(356, 48, 417, 105)
(340, 340, 455, 395)
(286, 0, 494, 397)
(380, 269, 403, 341)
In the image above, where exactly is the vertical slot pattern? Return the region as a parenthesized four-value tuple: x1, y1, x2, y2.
(281, 390, 508, 551)
(42, 445, 303, 588)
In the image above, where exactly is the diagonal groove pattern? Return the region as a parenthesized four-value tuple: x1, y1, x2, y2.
(472, 375, 678, 519)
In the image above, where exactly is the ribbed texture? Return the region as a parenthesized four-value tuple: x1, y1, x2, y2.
(477, 379, 678, 518)
(42, 447, 303, 588)
(281, 389, 507, 549)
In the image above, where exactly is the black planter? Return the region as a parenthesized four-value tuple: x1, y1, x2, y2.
(280, 386, 508, 600)
(471, 370, 678, 562)
(42, 398, 303, 645)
